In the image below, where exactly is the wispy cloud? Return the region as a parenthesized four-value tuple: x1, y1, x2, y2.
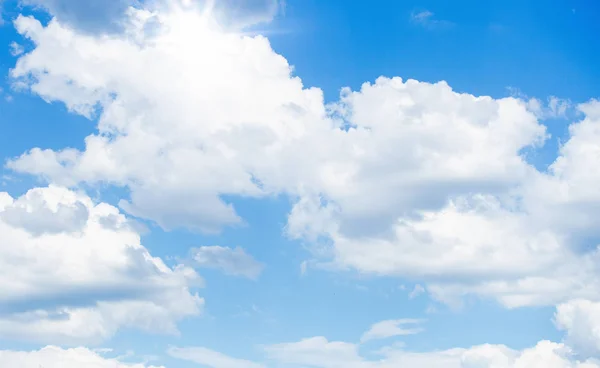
(361, 319, 424, 343)
(9, 42, 24, 56)
(410, 9, 454, 30)
(507, 87, 572, 119)
(408, 284, 425, 299)
(168, 346, 266, 368)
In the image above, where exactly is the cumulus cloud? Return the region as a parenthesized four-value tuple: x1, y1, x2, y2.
(291, 100, 600, 308)
(556, 299, 600, 358)
(0, 186, 89, 235)
(6, 3, 600, 309)
(360, 319, 424, 343)
(168, 346, 266, 368)
(7, 10, 331, 232)
(191, 246, 264, 279)
(0, 346, 163, 368)
(7, 3, 600, 368)
(0, 186, 203, 344)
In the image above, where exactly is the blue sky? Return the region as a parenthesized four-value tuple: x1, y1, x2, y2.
(1, 0, 600, 367)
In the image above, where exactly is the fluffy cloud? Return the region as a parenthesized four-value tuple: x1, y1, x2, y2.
(191, 246, 264, 279)
(9, 9, 545, 235)
(290, 101, 600, 309)
(326, 192, 600, 308)
(6, 2, 600, 308)
(360, 319, 423, 343)
(7, 10, 541, 234)
(0, 186, 203, 344)
(8, 9, 331, 233)
(556, 299, 600, 358)
(0, 346, 162, 368)
(0, 186, 88, 235)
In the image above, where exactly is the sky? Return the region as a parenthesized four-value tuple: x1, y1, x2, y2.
(0, 0, 600, 367)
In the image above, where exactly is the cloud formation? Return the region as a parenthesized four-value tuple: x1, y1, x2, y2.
(264, 310, 600, 368)
(4, 2, 600, 367)
(556, 299, 600, 358)
(126, 304, 600, 367)
(0, 186, 89, 235)
(265, 337, 600, 368)
(0, 186, 203, 344)
(6, 0, 600, 311)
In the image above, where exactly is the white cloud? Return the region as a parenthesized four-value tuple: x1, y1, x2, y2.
(178, 309, 600, 368)
(265, 336, 364, 367)
(0, 346, 163, 368)
(8, 10, 329, 233)
(6, 4, 600, 308)
(360, 319, 423, 343)
(556, 299, 600, 358)
(0, 186, 89, 235)
(525, 96, 571, 119)
(265, 337, 600, 368)
(296, 99, 600, 308)
(7, 4, 600, 368)
(168, 346, 266, 368)
(7, 11, 543, 237)
(191, 246, 264, 279)
(0, 186, 203, 344)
